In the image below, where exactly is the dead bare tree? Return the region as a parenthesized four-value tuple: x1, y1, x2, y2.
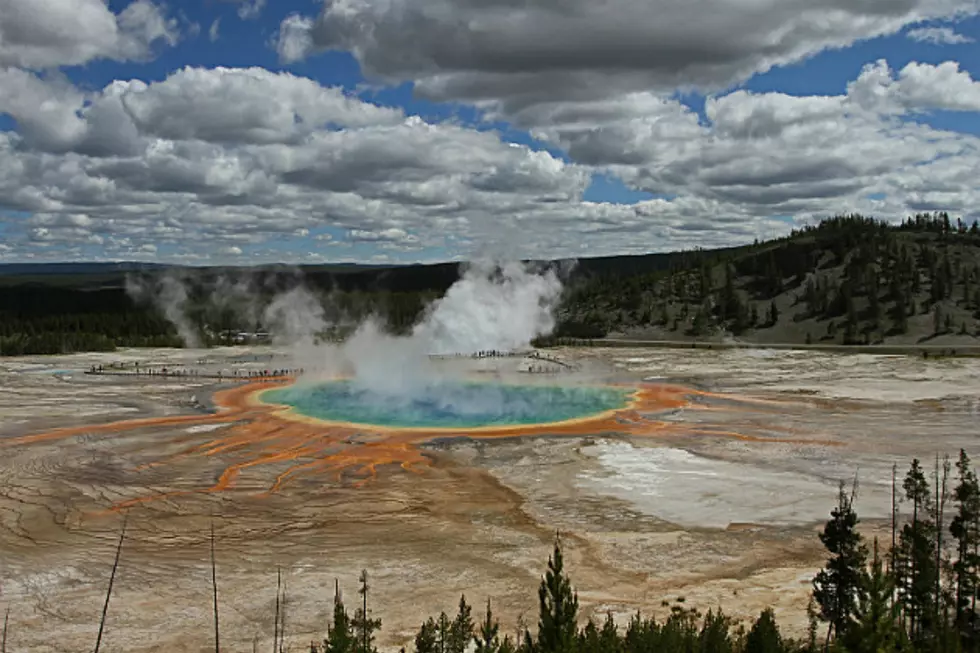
(94, 512, 128, 653)
(279, 574, 287, 653)
(274, 567, 281, 653)
(211, 522, 220, 653)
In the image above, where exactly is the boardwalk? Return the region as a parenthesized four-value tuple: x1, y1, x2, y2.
(83, 365, 298, 382)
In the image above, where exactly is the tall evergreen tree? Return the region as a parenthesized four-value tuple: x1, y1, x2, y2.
(437, 613, 452, 653)
(449, 595, 474, 653)
(324, 580, 356, 653)
(898, 458, 939, 643)
(700, 609, 735, 653)
(848, 540, 907, 653)
(813, 481, 868, 645)
(951, 449, 980, 649)
(534, 536, 579, 653)
(578, 619, 602, 653)
(352, 570, 382, 653)
(598, 613, 620, 653)
(745, 609, 784, 653)
(415, 619, 438, 653)
(768, 300, 779, 327)
(474, 600, 501, 653)
(578, 615, 620, 653)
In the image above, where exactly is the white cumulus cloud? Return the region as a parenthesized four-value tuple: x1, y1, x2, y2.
(0, 0, 180, 69)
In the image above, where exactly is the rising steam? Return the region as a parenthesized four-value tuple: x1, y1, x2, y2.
(334, 261, 564, 397)
(129, 260, 569, 404)
(413, 260, 562, 356)
(126, 272, 202, 348)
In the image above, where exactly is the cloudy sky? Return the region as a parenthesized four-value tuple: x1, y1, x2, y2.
(0, 0, 978, 265)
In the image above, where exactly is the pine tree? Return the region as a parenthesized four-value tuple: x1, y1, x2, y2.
(437, 613, 452, 653)
(951, 449, 980, 649)
(578, 619, 601, 653)
(700, 609, 734, 653)
(691, 306, 709, 336)
(894, 297, 908, 334)
(933, 455, 951, 641)
(898, 458, 938, 644)
(449, 595, 474, 653)
(745, 609, 784, 653)
(813, 481, 868, 645)
(535, 535, 579, 653)
(847, 540, 907, 653)
(598, 613, 620, 653)
(474, 600, 501, 653)
(415, 619, 438, 653)
(325, 580, 356, 653)
(352, 570, 382, 653)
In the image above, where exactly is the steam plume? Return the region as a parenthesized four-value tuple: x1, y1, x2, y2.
(126, 272, 202, 348)
(330, 260, 565, 401)
(127, 260, 569, 405)
(412, 260, 562, 355)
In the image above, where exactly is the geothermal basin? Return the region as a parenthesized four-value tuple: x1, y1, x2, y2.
(0, 346, 978, 653)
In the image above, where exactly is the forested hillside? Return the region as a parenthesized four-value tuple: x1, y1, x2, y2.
(2, 213, 979, 355)
(556, 213, 980, 345)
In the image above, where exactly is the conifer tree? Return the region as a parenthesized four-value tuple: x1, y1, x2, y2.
(578, 619, 600, 653)
(898, 458, 939, 643)
(813, 481, 868, 645)
(951, 449, 980, 649)
(745, 609, 784, 653)
(598, 613, 620, 653)
(449, 595, 474, 653)
(894, 297, 909, 334)
(352, 570, 382, 653)
(933, 455, 951, 636)
(325, 580, 356, 653)
(437, 612, 452, 653)
(535, 535, 579, 653)
(474, 600, 501, 653)
(700, 609, 734, 653)
(415, 618, 438, 653)
(848, 540, 907, 653)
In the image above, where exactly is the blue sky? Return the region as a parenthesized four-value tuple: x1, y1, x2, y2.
(0, 0, 979, 264)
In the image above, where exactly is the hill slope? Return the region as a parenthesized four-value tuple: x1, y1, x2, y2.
(556, 213, 980, 347)
(2, 213, 979, 354)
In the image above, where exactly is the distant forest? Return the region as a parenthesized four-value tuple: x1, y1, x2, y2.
(2, 213, 979, 355)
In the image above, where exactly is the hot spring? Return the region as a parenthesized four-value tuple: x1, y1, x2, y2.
(261, 380, 634, 430)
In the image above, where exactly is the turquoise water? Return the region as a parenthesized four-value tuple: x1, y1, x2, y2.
(263, 380, 631, 429)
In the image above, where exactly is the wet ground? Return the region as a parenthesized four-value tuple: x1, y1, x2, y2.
(0, 346, 977, 652)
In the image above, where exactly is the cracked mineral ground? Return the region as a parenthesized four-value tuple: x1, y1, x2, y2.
(1, 346, 978, 652)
